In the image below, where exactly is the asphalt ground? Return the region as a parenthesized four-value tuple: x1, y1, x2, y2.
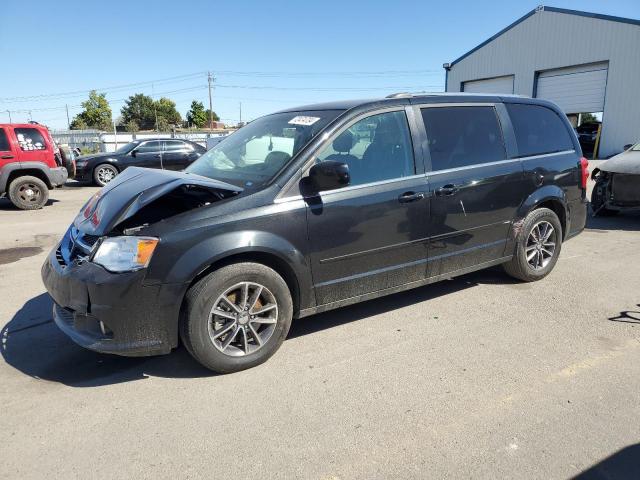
(1, 172, 639, 479)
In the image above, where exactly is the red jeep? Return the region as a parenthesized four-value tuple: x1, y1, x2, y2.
(0, 123, 68, 209)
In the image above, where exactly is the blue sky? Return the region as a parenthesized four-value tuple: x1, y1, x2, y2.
(1, 0, 638, 128)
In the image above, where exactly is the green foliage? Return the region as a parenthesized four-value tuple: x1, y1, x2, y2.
(186, 101, 208, 128)
(125, 120, 139, 133)
(205, 109, 220, 123)
(156, 117, 171, 132)
(580, 112, 598, 125)
(120, 93, 182, 130)
(70, 91, 112, 130)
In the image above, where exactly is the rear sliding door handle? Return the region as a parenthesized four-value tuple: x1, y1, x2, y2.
(398, 191, 425, 203)
(435, 184, 458, 196)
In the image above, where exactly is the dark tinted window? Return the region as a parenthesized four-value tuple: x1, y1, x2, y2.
(15, 128, 47, 151)
(316, 110, 415, 186)
(0, 128, 10, 151)
(421, 106, 506, 171)
(136, 141, 162, 153)
(506, 104, 574, 157)
(163, 140, 191, 152)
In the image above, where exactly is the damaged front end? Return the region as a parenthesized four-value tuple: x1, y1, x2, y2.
(591, 148, 640, 216)
(41, 167, 242, 356)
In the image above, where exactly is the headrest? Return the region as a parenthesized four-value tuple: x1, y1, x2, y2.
(332, 131, 354, 153)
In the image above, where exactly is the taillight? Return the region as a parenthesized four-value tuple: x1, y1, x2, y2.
(579, 157, 589, 189)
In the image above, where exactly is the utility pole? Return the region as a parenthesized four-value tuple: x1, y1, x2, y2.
(152, 82, 159, 131)
(65, 104, 70, 130)
(239, 101, 242, 125)
(5, 110, 11, 123)
(208, 71, 214, 132)
(28, 110, 32, 122)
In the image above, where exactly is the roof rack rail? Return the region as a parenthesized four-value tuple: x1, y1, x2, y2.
(386, 91, 528, 98)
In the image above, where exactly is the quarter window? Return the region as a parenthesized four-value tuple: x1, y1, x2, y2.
(0, 128, 10, 151)
(14, 128, 47, 151)
(421, 106, 506, 171)
(506, 104, 574, 157)
(316, 110, 414, 186)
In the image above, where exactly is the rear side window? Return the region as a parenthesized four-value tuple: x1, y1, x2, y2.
(506, 104, 574, 157)
(0, 128, 10, 151)
(421, 106, 506, 171)
(164, 140, 191, 152)
(14, 128, 47, 151)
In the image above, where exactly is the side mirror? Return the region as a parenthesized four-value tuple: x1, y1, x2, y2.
(623, 144, 633, 151)
(131, 149, 137, 157)
(306, 160, 350, 193)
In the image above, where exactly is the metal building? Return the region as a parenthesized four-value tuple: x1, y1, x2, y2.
(444, 6, 640, 158)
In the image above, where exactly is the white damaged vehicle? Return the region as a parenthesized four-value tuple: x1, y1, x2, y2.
(591, 143, 640, 216)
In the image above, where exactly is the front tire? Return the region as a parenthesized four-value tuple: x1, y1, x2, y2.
(503, 208, 562, 282)
(180, 262, 293, 373)
(8, 176, 49, 210)
(93, 163, 118, 187)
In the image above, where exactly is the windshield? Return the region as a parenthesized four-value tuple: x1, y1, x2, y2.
(185, 110, 343, 189)
(114, 141, 139, 154)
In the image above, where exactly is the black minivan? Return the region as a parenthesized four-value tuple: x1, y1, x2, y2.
(42, 94, 589, 373)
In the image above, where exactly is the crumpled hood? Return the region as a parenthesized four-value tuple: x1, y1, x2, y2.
(598, 150, 640, 175)
(74, 167, 242, 235)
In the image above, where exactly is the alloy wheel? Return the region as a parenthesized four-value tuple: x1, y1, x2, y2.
(208, 282, 278, 357)
(526, 220, 557, 270)
(97, 166, 116, 184)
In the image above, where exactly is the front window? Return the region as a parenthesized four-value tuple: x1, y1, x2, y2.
(185, 110, 343, 189)
(114, 141, 139, 154)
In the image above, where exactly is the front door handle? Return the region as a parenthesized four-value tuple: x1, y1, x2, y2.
(1, 154, 14, 159)
(435, 184, 458, 196)
(398, 191, 425, 203)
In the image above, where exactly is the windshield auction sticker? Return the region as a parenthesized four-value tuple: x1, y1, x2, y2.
(288, 116, 321, 126)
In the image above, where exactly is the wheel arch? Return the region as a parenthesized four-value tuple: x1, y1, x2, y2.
(518, 186, 568, 239)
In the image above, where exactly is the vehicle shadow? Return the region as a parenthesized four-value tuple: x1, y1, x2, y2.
(2, 268, 513, 388)
(585, 211, 640, 232)
(0, 198, 60, 210)
(572, 443, 640, 479)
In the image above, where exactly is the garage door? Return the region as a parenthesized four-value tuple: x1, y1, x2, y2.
(462, 76, 514, 94)
(535, 62, 608, 114)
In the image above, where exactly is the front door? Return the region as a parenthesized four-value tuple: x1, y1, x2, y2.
(305, 108, 430, 306)
(0, 127, 16, 172)
(419, 104, 526, 278)
(128, 140, 162, 170)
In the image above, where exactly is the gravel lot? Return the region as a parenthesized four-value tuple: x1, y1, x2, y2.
(1, 174, 639, 479)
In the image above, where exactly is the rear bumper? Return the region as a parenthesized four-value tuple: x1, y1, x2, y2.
(42, 244, 186, 357)
(48, 166, 68, 187)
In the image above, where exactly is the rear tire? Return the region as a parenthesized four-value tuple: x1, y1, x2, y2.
(180, 262, 293, 373)
(503, 208, 562, 282)
(93, 163, 118, 187)
(8, 176, 49, 210)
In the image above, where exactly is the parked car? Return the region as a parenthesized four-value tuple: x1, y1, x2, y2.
(75, 138, 206, 187)
(0, 123, 68, 209)
(576, 122, 600, 157)
(591, 142, 640, 215)
(41, 94, 589, 373)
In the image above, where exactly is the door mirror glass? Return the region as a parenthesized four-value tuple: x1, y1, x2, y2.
(130, 149, 137, 157)
(305, 160, 350, 193)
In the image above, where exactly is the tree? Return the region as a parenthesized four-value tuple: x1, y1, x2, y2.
(70, 91, 112, 130)
(120, 94, 156, 130)
(580, 112, 598, 125)
(125, 120, 139, 133)
(155, 97, 181, 127)
(120, 94, 182, 130)
(186, 100, 208, 128)
(156, 117, 171, 132)
(205, 109, 220, 123)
